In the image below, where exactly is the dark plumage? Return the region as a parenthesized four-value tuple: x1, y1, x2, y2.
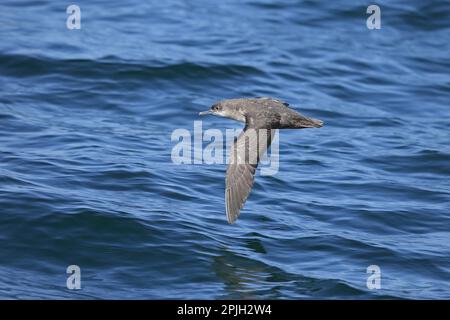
(199, 97, 323, 223)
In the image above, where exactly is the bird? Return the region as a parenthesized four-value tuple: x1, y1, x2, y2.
(199, 97, 323, 224)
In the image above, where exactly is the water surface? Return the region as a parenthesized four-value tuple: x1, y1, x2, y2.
(0, 0, 449, 299)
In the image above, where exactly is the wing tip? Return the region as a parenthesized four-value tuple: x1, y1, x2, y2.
(226, 212, 238, 224)
(225, 188, 239, 224)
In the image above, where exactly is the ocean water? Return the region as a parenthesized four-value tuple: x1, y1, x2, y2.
(0, 0, 449, 299)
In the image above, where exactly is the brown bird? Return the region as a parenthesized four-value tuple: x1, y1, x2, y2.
(199, 97, 323, 224)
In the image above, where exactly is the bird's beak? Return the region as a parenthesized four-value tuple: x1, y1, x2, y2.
(299, 115, 324, 128)
(199, 110, 212, 116)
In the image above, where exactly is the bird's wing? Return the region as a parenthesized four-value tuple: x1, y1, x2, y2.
(225, 127, 274, 223)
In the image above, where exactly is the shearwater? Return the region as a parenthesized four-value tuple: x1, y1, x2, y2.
(199, 97, 323, 224)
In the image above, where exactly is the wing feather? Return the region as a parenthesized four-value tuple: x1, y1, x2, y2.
(225, 128, 274, 223)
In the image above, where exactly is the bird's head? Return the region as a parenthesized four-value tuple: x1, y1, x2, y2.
(199, 100, 246, 122)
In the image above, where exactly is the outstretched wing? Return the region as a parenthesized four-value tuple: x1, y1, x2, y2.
(225, 127, 274, 223)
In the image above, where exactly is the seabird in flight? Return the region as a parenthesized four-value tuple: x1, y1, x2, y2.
(199, 97, 323, 224)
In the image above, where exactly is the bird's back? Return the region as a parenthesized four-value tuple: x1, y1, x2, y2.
(233, 97, 307, 129)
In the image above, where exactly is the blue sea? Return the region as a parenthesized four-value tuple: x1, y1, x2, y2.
(0, 0, 449, 299)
